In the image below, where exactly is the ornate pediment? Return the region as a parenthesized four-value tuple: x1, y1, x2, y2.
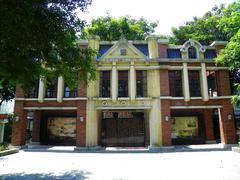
(99, 38, 147, 61)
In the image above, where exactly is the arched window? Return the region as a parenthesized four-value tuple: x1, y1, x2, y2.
(188, 46, 197, 59)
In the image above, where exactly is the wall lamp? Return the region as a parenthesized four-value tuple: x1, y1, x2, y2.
(165, 116, 170, 122)
(80, 116, 84, 123)
(15, 116, 20, 122)
(227, 114, 232, 120)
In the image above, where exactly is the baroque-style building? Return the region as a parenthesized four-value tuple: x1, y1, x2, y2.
(12, 36, 237, 148)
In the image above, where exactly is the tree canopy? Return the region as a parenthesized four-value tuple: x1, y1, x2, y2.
(171, 1, 240, 45)
(0, 0, 96, 104)
(82, 14, 158, 41)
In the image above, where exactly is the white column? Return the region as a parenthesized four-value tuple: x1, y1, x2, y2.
(86, 100, 98, 146)
(57, 76, 64, 103)
(149, 99, 161, 146)
(200, 62, 209, 101)
(38, 76, 45, 103)
(130, 62, 136, 101)
(0, 124, 4, 143)
(183, 63, 190, 102)
(111, 62, 117, 101)
(146, 35, 159, 59)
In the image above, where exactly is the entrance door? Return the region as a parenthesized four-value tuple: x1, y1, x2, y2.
(212, 110, 220, 143)
(101, 112, 145, 147)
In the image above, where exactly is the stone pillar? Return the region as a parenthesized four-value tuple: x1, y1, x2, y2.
(57, 76, 64, 103)
(88, 35, 100, 52)
(129, 62, 136, 101)
(200, 63, 209, 101)
(111, 62, 117, 101)
(85, 68, 99, 147)
(38, 76, 45, 103)
(148, 69, 162, 146)
(0, 123, 5, 143)
(149, 99, 162, 146)
(146, 35, 159, 59)
(183, 63, 190, 102)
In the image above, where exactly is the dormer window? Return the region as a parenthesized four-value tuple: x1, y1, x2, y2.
(188, 46, 197, 59)
(120, 49, 127, 56)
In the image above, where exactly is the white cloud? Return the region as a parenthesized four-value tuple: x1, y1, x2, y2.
(77, 0, 235, 35)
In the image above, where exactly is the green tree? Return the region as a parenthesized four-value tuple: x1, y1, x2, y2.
(216, 30, 240, 105)
(171, 2, 240, 45)
(0, 0, 96, 104)
(83, 14, 158, 41)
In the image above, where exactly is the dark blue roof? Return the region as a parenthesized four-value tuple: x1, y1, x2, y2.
(97, 45, 113, 59)
(167, 49, 182, 59)
(133, 44, 149, 57)
(204, 49, 217, 59)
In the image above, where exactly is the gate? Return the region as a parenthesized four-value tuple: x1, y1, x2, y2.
(101, 117, 145, 147)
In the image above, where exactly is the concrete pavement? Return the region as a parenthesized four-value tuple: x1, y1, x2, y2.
(0, 150, 240, 180)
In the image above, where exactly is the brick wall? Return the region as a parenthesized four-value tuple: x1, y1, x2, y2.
(32, 110, 41, 143)
(161, 100, 171, 146)
(160, 70, 170, 96)
(11, 101, 27, 146)
(219, 101, 236, 144)
(204, 109, 215, 141)
(78, 82, 87, 97)
(76, 100, 86, 146)
(15, 85, 25, 98)
(217, 70, 231, 96)
(158, 44, 167, 58)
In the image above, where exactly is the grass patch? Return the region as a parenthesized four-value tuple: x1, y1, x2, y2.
(0, 142, 9, 151)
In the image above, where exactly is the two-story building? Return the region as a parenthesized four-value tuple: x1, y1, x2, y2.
(11, 36, 237, 148)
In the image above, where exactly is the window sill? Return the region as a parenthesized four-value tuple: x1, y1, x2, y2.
(136, 97, 152, 100)
(93, 97, 111, 101)
(118, 97, 130, 101)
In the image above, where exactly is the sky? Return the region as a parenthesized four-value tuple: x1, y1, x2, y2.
(77, 0, 235, 35)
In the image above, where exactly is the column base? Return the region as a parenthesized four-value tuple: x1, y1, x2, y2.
(74, 146, 102, 152)
(148, 145, 174, 152)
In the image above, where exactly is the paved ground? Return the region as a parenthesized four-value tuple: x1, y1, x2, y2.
(0, 150, 240, 180)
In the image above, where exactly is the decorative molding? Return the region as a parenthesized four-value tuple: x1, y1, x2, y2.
(180, 39, 206, 53)
(99, 37, 147, 61)
(170, 105, 223, 109)
(96, 106, 151, 110)
(16, 97, 87, 101)
(209, 96, 232, 99)
(24, 107, 77, 110)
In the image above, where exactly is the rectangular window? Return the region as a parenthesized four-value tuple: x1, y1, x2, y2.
(188, 70, 201, 97)
(118, 70, 128, 97)
(99, 71, 111, 97)
(64, 84, 78, 98)
(45, 79, 57, 98)
(207, 71, 218, 97)
(169, 70, 183, 97)
(171, 116, 199, 139)
(26, 80, 39, 98)
(136, 70, 147, 97)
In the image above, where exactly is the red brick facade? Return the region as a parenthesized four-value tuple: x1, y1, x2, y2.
(11, 39, 237, 147)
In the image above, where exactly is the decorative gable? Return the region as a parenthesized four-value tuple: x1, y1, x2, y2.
(99, 38, 147, 61)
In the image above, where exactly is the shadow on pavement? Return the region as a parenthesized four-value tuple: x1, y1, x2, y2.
(0, 170, 91, 180)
